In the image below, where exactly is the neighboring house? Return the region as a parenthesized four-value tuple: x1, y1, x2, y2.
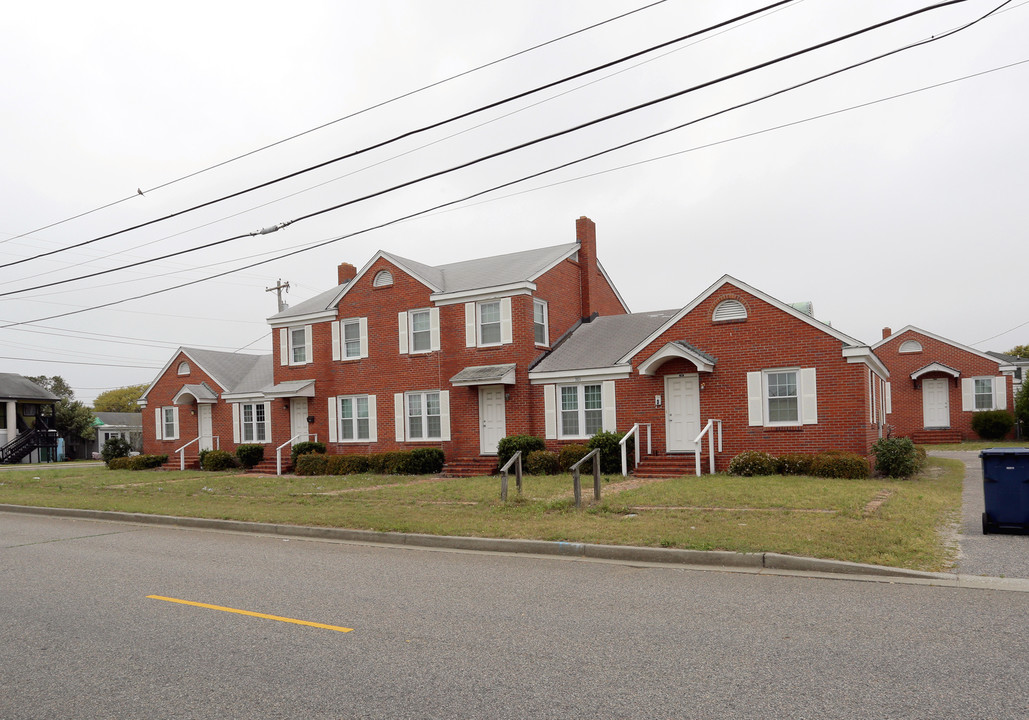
(986, 351, 1028, 396)
(0, 373, 59, 464)
(141, 217, 887, 473)
(874, 327, 1017, 443)
(93, 412, 144, 455)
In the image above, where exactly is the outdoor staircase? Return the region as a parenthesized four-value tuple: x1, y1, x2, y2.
(161, 453, 200, 471)
(248, 457, 292, 475)
(441, 456, 498, 478)
(633, 453, 708, 478)
(911, 430, 963, 445)
(0, 428, 59, 465)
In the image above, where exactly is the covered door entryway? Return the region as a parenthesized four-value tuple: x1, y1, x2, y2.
(290, 397, 309, 445)
(478, 385, 506, 455)
(665, 374, 700, 453)
(197, 404, 214, 450)
(922, 378, 950, 428)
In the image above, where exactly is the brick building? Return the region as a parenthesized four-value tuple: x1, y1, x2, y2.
(873, 326, 1016, 443)
(141, 217, 891, 472)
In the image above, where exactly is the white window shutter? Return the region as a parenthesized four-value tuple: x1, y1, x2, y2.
(429, 307, 441, 352)
(870, 374, 876, 424)
(961, 378, 974, 411)
(500, 297, 512, 345)
(327, 397, 338, 443)
(995, 376, 1007, 410)
(439, 390, 451, 441)
(232, 404, 240, 444)
(359, 317, 369, 358)
(801, 368, 817, 425)
(263, 402, 272, 440)
(747, 372, 763, 426)
(367, 395, 378, 442)
(543, 384, 557, 439)
(465, 302, 476, 347)
(155, 408, 163, 440)
(304, 325, 313, 364)
(170, 406, 179, 440)
(331, 321, 341, 361)
(601, 380, 616, 432)
(885, 382, 893, 414)
(398, 312, 408, 354)
(394, 393, 405, 441)
(279, 328, 288, 366)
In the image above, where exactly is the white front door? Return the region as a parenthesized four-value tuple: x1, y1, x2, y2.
(922, 378, 950, 428)
(197, 404, 213, 450)
(665, 374, 700, 453)
(290, 397, 309, 445)
(478, 386, 506, 455)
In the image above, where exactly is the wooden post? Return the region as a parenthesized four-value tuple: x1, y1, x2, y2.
(515, 460, 522, 495)
(501, 472, 508, 502)
(593, 452, 601, 501)
(572, 468, 582, 508)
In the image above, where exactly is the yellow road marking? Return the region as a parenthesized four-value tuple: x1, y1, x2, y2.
(147, 595, 353, 633)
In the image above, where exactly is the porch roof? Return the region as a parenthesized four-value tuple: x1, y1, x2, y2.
(449, 363, 517, 387)
(910, 362, 961, 380)
(262, 380, 316, 398)
(173, 384, 218, 404)
(0, 373, 59, 402)
(638, 341, 717, 375)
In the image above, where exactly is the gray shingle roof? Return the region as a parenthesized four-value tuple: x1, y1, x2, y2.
(267, 282, 348, 322)
(0, 373, 59, 401)
(181, 348, 270, 394)
(532, 310, 679, 373)
(94, 412, 143, 428)
(449, 363, 517, 385)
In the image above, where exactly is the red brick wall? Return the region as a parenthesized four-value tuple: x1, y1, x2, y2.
(876, 329, 1013, 439)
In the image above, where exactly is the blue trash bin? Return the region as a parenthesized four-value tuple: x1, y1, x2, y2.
(980, 448, 1029, 534)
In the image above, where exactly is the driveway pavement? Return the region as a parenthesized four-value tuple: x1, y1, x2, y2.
(932, 450, 1029, 578)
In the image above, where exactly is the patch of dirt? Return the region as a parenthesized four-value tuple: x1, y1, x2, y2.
(862, 489, 894, 517)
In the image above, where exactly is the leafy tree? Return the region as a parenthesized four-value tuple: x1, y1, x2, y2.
(93, 383, 148, 413)
(26, 375, 95, 441)
(1006, 345, 1029, 359)
(1015, 382, 1029, 436)
(26, 374, 74, 400)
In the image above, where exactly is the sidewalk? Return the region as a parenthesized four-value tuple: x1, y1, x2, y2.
(932, 450, 1029, 579)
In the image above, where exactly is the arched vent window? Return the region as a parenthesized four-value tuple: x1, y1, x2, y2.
(899, 340, 923, 354)
(712, 299, 747, 322)
(177, 361, 190, 376)
(373, 270, 394, 287)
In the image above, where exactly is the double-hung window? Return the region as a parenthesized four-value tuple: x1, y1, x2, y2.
(533, 299, 548, 346)
(241, 403, 268, 442)
(974, 378, 994, 410)
(290, 327, 307, 364)
(407, 391, 442, 440)
(339, 396, 371, 441)
(410, 310, 432, 353)
(765, 370, 799, 424)
(560, 384, 603, 438)
(163, 407, 178, 439)
(478, 301, 502, 346)
(962, 376, 1006, 412)
(342, 319, 362, 359)
(747, 368, 817, 427)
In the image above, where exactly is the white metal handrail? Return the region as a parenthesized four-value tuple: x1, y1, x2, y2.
(276, 433, 318, 476)
(619, 423, 652, 476)
(693, 419, 722, 476)
(174, 436, 220, 470)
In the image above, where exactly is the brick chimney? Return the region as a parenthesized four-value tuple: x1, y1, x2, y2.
(338, 262, 357, 285)
(575, 216, 597, 321)
(882, 327, 892, 340)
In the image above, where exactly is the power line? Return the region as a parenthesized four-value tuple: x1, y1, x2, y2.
(0, 0, 975, 300)
(0, 1, 795, 271)
(0, 355, 162, 369)
(0, 0, 669, 248)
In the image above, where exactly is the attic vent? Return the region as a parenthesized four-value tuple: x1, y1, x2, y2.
(712, 299, 747, 322)
(177, 361, 190, 376)
(373, 269, 393, 287)
(899, 340, 923, 354)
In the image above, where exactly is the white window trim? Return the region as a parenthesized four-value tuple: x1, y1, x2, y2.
(748, 368, 817, 427)
(238, 401, 271, 444)
(464, 299, 513, 348)
(400, 308, 440, 354)
(156, 406, 179, 441)
(177, 361, 190, 376)
(396, 390, 450, 441)
(962, 376, 1006, 412)
(335, 394, 376, 443)
(281, 325, 313, 366)
(333, 317, 368, 361)
(556, 383, 606, 440)
(477, 300, 503, 347)
(534, 298, 549, 347)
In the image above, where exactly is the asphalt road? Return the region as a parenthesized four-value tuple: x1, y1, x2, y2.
(3, 513, 1029, 719)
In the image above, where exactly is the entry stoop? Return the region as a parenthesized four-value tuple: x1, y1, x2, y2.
(633, 454, 708, 478)
(441, 456, 498, 478)
(160, 454, 200, 471)
(248, 457, 292, 475)
(911, 430, 963, 445)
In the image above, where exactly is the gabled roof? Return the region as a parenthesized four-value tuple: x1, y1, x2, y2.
(94, 412, 143, 427)
(267, 242, 581, 322)
(532, 310, 679, 374)
(911, 362, 961, 380)
(987, 351, 1029, 365)
(0, 373, 59, 402)
(140, 348, 270, 401)
(874, 325, 1010, 367)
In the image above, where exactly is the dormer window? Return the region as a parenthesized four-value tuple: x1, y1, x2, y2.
(713, 299, 747, 322)
(373, 270, 393, 287)
(899, 340, 923, 354)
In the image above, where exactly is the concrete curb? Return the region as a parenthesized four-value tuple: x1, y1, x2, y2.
(0, 503, 947, 580)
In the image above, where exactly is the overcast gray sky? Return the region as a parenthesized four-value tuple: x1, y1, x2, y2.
(2, 0, 1027, 405)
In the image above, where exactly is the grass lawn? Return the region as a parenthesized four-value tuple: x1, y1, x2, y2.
(0, 458, 965, 572)
(919, 440, 1027, 451)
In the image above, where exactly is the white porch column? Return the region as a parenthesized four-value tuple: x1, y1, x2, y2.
(6, 401, 17, 441)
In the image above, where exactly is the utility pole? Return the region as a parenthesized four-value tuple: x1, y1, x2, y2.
(265, 279, 290, 313)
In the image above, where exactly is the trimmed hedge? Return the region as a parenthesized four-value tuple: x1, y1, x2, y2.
(296, 449, 446, 476)
(728, 451, 778, 477)
(777, 453, 813, 476)
(525, 449, 559, 475)
(728, 450, 870, 479)
(202, 450, 239, 471)
(235, 444, 265, 469)
(558, 444, 590, 472)
(971, 410, 1015, 440)
(871, 437, 923, 478)
(290, 441, 326, 466)
(295, 453, 328, 476)
(497, 435, 546, 469)
(588, 430, 629, 474)
(809, 451, 869, 479)
(326, 454, 370, 475)
(106, 454, 168, 471)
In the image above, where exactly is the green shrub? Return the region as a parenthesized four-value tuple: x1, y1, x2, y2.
(810, 451, 869, 479)
(525, 449, 559, 475)
(101, 437, 131, 464)
(871, 437, 922, 478)
(235, 444, 265, 469)
(588, 430, 630, 474)
(558, 444, 590, 471)
(128, 454, 168, 470)
(777, 453, 813, 476)
(107, 456, 132, 470)
(202, 450, 238, 471)
(497, 435, 546, 469)
(1015, 381, 1029, 435)
(728, 451, 777, 477)
(409, 447, 445, 474)
(295, 453, 327, 476)
(971, 410, 1015, 440)
(290, 441, 326, 466)
(327, 454, 370, 475)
